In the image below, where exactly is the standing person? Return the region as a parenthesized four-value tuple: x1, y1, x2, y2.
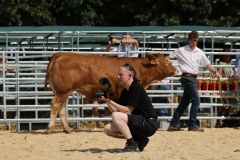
(167, 31, 220, 132)
(0, 56, 15, 117)
(215, 48, 235, 128)
(106, 32, 139, 57)
(99, 63, 158, 152)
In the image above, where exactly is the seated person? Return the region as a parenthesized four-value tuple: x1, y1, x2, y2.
(106, 32, 139, 57)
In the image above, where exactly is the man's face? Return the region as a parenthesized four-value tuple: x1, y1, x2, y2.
(118, 67, 131, 84)
(188, 38, 199, 48)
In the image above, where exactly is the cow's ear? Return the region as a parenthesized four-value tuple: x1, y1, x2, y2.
(143, 52, 156, 65)
(156, 53, 162, 57)
(146, 52, 156, 61)
(142, 59, 150, 65)
(145, 52, 155, 59)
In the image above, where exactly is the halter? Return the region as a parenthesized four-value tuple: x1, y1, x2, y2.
(151, 59, 172, 77)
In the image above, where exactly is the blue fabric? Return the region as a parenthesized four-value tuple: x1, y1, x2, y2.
(234, 55, 240, 67)
(158, 85, 170, 116)
(159, 109, 168, 116)
(170, 78, 200, 128)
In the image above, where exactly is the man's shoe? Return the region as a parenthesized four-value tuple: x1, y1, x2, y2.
(138, 137, 149, 151)
(118, 141, 139, 153)
(167, 125, 181, 131)
(188, 126, 204, 132)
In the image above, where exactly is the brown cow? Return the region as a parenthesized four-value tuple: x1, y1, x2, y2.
(44, 52, 178, 134)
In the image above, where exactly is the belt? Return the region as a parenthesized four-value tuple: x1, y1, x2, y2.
(182, 73, 197, 78)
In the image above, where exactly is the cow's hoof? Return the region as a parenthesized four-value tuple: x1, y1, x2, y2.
(44, 127, 54, 134)
(44, 130, 52, 134)
(63, 127, 73, 134)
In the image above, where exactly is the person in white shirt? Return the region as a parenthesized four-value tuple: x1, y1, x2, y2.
(167, 31, 220, 132)
(106, 32, 139, 57)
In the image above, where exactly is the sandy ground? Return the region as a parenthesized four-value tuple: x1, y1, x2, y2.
(0, 123, 240, 160)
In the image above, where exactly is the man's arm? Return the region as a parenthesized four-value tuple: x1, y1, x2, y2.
(122, 39, 139, 49)
(206, 64, 221, 78)
(107, 38, 139, 49)
(106, 38, 121, 52)
(106, 102, 118, 113)
(99, 97, 134, 114)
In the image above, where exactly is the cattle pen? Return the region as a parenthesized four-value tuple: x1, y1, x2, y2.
(1, 26, 240, 131)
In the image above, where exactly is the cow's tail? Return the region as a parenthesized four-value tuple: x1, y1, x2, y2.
(44, 53, 64, 90)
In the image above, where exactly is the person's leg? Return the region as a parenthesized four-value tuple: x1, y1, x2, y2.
(129, 115, 157, 152)
(180, 79, 200, 128)
(104, 122, 124, 138)
(182, 79, 200, 129)
(170, 78, 191, 127)
(92, 100, 101, 128)
(105, 112, 137, 152)
(111, 112, 132, 139)
(104, 107, 111, 125)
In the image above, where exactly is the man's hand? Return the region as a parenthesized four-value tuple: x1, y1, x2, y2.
(215, 71, 222, 78)
(99, 96, 111, 102)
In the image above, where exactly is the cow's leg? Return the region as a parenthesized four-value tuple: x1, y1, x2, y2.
(59, 102, 72, 134)
(45, 96, 62, 134)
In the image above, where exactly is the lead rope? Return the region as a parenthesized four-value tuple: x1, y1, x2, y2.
(217, 77, 230, 109)
(182, 75, 230, 109)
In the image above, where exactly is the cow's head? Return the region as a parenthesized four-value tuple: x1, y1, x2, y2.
(143, 52, 178, 78)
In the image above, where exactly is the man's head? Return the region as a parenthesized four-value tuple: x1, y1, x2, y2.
(188, 31, 199, 49)
(118, 63, 140, 85)
(188, 31, 199, 40)
(122, 32, 133, 39)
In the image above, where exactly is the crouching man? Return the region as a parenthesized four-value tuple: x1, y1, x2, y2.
(99, 63, 158, 152)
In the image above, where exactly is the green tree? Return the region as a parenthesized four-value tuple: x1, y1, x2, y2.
(49, 0, 105, 25)
(0, 0, 240, 27)
(0, 0, 55, 26)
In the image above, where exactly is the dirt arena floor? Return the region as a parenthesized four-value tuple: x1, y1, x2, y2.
(0, 122, 240, 160)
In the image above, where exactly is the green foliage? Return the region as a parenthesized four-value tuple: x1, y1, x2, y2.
(0, 0, 239, 26)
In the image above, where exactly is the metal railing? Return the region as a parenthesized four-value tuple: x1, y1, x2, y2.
(1, 51, 240, 131)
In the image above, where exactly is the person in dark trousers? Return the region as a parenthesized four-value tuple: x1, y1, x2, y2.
(99, 63, 158, 152)
(167, 31, 221, 132)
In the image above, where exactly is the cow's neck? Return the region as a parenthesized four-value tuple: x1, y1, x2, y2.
(140, 66, 167, 90)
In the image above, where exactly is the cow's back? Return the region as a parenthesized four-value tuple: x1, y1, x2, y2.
(45, 53, 142, 100)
